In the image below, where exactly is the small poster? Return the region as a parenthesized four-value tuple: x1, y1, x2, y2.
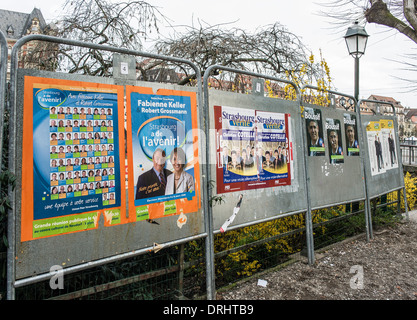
(21, 76, 125, 241)
(304, 107, 325, 156)
(380, 119, 398, 170)
(214, 106, 291, 194)
(344, 113, 360, 156)
(366, 121, 385, 175)
(326, 118, 344, 164)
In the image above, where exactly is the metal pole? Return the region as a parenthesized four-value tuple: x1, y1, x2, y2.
(6, 30, 19, 301)
(356, 100, 373, 241)
(353, 56, 373, 241)
(300, 115, 315, 265)
(13, 233, 207, 288)
(202, 65, 217, 300)
(178, 243, 185, 298)
(0, 30, 13, 300)
(354, 57, 360, 102)
(0, 31, 7, 165)
(397, 189, 402, 216)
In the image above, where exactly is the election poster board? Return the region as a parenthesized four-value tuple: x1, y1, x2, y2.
(126, 86, 200, 221)
(214, 105, 291, 194)
(20, 76, 126, 241)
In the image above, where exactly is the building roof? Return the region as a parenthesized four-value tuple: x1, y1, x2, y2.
(367, 94, 403, 107)
(0, 8, 46, 39)
(405, 108, 417, 120)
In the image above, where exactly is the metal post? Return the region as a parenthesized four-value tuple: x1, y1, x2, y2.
(298, 89, 315, 265)
(301, 120, 315, 265)
(397, 189, 402, 216)
(178, 243, 185, 297)
(354, 57, 360, 102)
(356, 100, 373, 241)
(352, 55, 373, 241)
(403, 187, 409, 220)
(202, 66, 216, 300)
(0, 30, 13, 300)
(0, 31, 7, 164)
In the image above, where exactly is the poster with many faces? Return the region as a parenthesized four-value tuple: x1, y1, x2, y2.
(21, 77, 125, 241)
(49, 106, 116, 203)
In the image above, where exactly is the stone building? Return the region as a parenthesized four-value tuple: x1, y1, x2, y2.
(0, 8, 56, 77)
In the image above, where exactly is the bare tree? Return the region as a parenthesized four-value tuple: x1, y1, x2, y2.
(319, 0, 417, 90)
(153, 22, 323, 88)
(24, 0, 165, 76)
(319, 0, 417, 43)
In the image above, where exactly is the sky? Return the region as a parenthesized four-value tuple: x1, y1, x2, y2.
(2, 0, 417, 108)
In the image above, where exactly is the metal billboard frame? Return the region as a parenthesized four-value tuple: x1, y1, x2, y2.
(202, 65, 316, 298)
(301, 85, 372, 242)
(2, 33, 409, 301)
(6, 34, 209, 300)
(357, 98, 409, 239)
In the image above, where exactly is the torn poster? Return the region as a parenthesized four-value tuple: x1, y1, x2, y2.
(220, 194, 243, 233)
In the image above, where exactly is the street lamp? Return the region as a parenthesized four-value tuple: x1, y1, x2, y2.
(344, 20, 369, 216)
(344, 20, 369, 101)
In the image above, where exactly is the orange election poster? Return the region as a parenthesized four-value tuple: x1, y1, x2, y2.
(20, 76, 126, 241)
(126, 86, 200, 221)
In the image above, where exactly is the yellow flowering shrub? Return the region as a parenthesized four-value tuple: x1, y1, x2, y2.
(214, 213, 328, 280)
(390, 172, 417, 211)
(266, 50, 332, 107)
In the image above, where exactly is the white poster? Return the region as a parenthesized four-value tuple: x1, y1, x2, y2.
(366, 121, 385, 176)
(380, 119, 398, 170)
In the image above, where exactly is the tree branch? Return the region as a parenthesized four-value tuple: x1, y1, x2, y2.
(403, 0, 417, 32)
(365, 0, 417, 42)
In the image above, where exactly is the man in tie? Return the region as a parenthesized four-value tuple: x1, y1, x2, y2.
(135, 148, 172, 200)
(307, 119, 325, 156)
(346, 124, 359, 156)
(255, 146, 265, 179)
(221, 145, 231, 167)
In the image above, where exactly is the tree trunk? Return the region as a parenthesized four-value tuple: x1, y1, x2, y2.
(365, 0, 417, 43)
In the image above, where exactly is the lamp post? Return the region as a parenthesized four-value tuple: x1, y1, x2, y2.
(344, 21, 373, 240)
(343, 21, 369, 221)
(344, 20, 369, 101)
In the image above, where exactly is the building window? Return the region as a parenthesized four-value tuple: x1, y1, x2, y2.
(31, 18, 40, 32)
(7, 25, 14, 36)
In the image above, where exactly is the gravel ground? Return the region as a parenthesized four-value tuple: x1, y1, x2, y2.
(219, 211, 417, 300)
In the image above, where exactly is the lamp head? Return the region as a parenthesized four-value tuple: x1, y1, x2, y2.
(344, 21, 369, 58)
